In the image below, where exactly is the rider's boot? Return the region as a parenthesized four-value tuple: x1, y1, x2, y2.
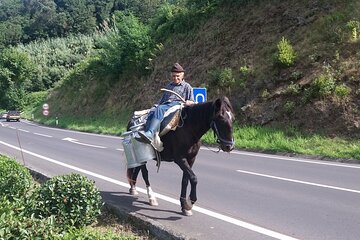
(136, 119, 161, 144)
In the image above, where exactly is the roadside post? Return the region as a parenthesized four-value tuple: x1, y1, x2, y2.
(193, 87, 207, 103)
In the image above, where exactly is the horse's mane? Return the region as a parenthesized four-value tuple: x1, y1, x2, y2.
(184, 96, 234, 123)
(183, 101, 214, 127)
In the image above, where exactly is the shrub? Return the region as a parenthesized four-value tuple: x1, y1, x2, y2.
(59, 227, 134, 240)
(284, 101, 295, 114)
(286, 82, 301, 95)
(0, 156, 34, 201)
(311, 73, 336, 98)
(261, 89, 270, 99)
(32, 173, 103, 228)
(0, 197, 61, 240)
(335, 84, 351, 99)
(275, 37, 297, 68)
(346, 20, 360, 40)
(209, 67, 235, 88)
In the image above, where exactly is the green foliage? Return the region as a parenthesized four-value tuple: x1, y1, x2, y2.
(284, 101, 295, 114)
(17, 34, 97, 90)
(97, 12, 155, 76)
(311, 73, 336, 98)
(275, 37, 296, 68)
(32, 173, 103, 228)
(0, 197, 61, 240)
(346, 20, 360, 40)
(286, 82, 301, 95)
(209, 67, 235, 88)
(59, 227, 136, 240)
(335, 84, 351, 99)
(0, 156, 34, 201)
(261, 89, 270, 99)
(150, 1, 215, 42)
(0, 48, 35, 110)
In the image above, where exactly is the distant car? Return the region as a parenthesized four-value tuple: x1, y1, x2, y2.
(0, 112, 7, 119)
(6, 110, 20, 122)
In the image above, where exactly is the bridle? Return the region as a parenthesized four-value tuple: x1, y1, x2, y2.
(210, 119, 235, 146)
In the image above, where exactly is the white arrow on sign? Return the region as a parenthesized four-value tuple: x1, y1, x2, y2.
(62, 137, 107, 149)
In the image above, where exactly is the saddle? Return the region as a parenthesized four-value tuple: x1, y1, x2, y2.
(128, 104, 183, 152)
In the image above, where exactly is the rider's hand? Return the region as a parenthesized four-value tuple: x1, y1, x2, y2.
(185, 100, 195, 106)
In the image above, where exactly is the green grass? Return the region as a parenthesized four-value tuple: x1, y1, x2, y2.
(193, 125, 359, 161)
(31, 114, 360, 161)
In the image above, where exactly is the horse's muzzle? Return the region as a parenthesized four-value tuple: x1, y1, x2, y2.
(221, 143, 234, 152)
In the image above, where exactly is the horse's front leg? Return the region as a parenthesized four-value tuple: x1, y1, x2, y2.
(176, 158, 197, 216)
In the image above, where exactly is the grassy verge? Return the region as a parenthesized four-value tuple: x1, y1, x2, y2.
(31, 114, 360, 161)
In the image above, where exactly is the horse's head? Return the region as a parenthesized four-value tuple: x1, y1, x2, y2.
(210, 96, 235, 152)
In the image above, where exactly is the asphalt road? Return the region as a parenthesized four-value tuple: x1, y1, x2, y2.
(1, 119, 360, 240)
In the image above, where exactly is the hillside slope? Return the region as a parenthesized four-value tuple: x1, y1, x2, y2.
(50, 0, 360, 138)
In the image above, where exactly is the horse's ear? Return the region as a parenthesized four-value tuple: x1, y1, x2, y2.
(214, 98, 222, 113)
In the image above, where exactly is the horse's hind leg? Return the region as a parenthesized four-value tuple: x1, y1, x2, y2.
(140, 165, 158, 206)
(127, 167, 141, 195)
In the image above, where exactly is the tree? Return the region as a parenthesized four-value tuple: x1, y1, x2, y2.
(0, 48, 35, 110)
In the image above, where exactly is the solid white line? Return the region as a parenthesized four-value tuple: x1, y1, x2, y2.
(68, 140, 107, 149)
(201, 147, 360, 169)
(237, 170, 360, 194)
(232, 151, 360, 169)
(18, 129, 30, 133)
(21, 119, 121, 139)
(33, 133, 53, 138)
(0, 140, 298, 240)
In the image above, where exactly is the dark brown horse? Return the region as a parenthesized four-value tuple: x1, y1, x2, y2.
(127, 96, 235, 215)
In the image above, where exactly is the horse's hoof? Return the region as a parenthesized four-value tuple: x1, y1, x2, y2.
(129, 187, 138, 195)
(183, 198, 193, 211)
(182, 208, 193, 216)
(149, 198, 158, 206)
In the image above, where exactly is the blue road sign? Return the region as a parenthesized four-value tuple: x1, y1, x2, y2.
(193, 88, 207, 103)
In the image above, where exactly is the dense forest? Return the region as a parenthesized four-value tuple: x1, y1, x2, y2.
(0, 0, 359, 138)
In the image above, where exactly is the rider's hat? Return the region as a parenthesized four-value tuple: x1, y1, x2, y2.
(171, 63, 185, 73)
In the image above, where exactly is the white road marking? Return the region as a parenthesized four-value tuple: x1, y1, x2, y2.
(237, 170, 360, 194)
(116, 148, 124, 151)
(18, 129, 29, 133)
(201, 147, 360, 169)
(34, 133, 53, 138)
(62, 137, 107, 149)
(0, 140, 298, 240)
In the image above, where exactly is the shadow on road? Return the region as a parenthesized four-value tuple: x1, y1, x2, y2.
(101, 190, 183, 221)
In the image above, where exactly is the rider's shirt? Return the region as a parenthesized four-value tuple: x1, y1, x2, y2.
(158, 80, 194, 104)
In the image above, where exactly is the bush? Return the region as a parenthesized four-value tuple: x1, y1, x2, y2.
(0, 197, 61, 240)
(335, 84, 351, 99)
(32, 173, 103, 228)
(209, 67, 235, 88)
(284, 101, 295, 114)
(346, 20, 360, 40)
(275, 37, 296, 68)
(58, 227, 135, 240)
(311, 73, 336, 98)
(0, 156, 34, 201)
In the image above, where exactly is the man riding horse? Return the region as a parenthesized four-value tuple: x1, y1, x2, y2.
(136, 63, 195, 144)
